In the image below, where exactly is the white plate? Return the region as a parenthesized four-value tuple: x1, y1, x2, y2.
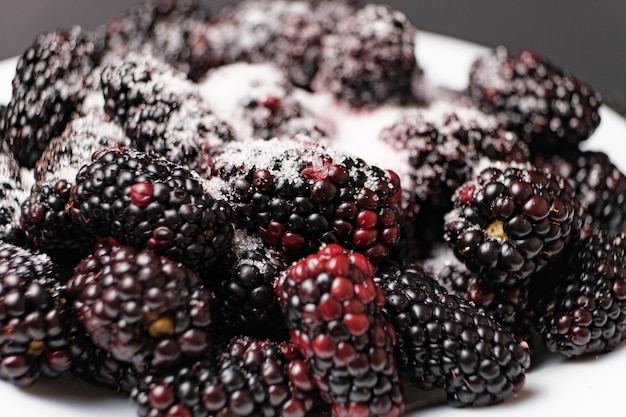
(1, 31, 626, 417)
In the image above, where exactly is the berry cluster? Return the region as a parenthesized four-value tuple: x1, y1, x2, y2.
(0, 0, 621, 416)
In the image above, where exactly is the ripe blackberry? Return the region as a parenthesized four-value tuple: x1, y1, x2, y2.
(67, 243, 216, 369)
(274, 244, 404, 417)
(0, 104, 6, 138)
(468, 46, 602, 154)
(68, 321, 139, 392)
(211, 230, 289, 338)
(0, 241, 71, 386)
(210, 137, 402, 263)
(206, 0, 324, 88)
(444, 164, 585, 285)
(421, 246, 534, 343)
(312, 4, 419, 108)
(98, 0, 209, 54)
(533, 150, 626, 233)
(200, 62, 324, 142)
(69, 147, 234, 273)
(131, 337, 315, 417)
(374, 261, 530, 407)
(4, 26, 99, 167)
(534, 230, 626, 357)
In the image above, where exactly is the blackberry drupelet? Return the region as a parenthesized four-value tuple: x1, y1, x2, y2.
(0, 241, 71, 386)
(66, 243, 216, 369)
(69, 147, 234, 273)
(468, 46, 602, 154)
(210, 137, 402, 263)
(0, 104, 6, 138)
(211, 230, 289, 339)
(374, 261, 530, 407)
(534, 150, 626, 233)
(0, 148, 28, 245)
(444, 164, 585, 285)
(274, 243, 404, 417)
(205, 0, 324, 88)
(312, 4, 419, 108)
(534, 230, 626, 357)
(4, 26, 99, 167)
(131, 337, 315, 417)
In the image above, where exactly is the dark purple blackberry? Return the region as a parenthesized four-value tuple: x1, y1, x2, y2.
(206, 0, 324, 88)
(312, 4, 419, 108)
(274, 244, 404, 417)
(4, 26, 99, 168)
(374, 261, 530, 407)
(421, 246, 534, 343)
(200, 62, 322, 142)
(67, 320, 140, 392)
(97, 0, 209, 54)
(209, 137, 402, 263)
(0, 241, 71, 386)
(66, 243, 215, 369)
(534, 150, 626, 233)
(211, 230, 289, 338)
(468, 47, 602, 154)
(69, 147, 234, 273)
(131, 337, 316, 417)
(444, 164, 585, 285)
(0, 104, 6, 138)
(534, 230, 626, 357)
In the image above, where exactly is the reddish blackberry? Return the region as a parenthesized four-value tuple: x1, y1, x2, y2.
(68, 321, 140, 392)
(131, 337, 315, 417)
(211, 230, 289, 338)
(312, 4, 419, 108)
(206, 0, 324, 88)
(444, 164, 585, 285)
(69, 147, 234, 273)
(4, 26, 99, 167)
(374, 261, 530, 407)
(210, 138, 402, 263)
(200, 62, 321, 142)
(468, 46, 602, 154)
(534, 230, 626, 357)
(274, 244, 404, 417)
(534, 150, 626, 233)
(67, 243, 216, 369)
(0, 241, 72, 386)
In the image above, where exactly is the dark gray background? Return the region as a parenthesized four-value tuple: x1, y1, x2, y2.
(1, 1, 624, 112)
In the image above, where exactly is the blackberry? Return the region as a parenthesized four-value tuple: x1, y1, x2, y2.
(0, 104, 6, 138)
(0, 241, 71, 386)
(200, 62, 320, 142)
(68, 321, 139, 392)
(131, 337, 315, 417)
(374, 261, 530, 407)
(468, 46, 602, 154)
(444, 164, 585, 285)
(534, 150, 626, 233)
(4, 26, 99, 167)
(206, 0, 324, 88)
(274, 243, 404, 417)
(211, 230, 289, 338)
(97, 0, 209, 54)
(69, 147, 234, 273)
(66, 243, 216, 369)
(312, 4, 419, 108)
(421, 246, 534, 343)
(534, 230, 626, 357)
(210, 137, 402, 263)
